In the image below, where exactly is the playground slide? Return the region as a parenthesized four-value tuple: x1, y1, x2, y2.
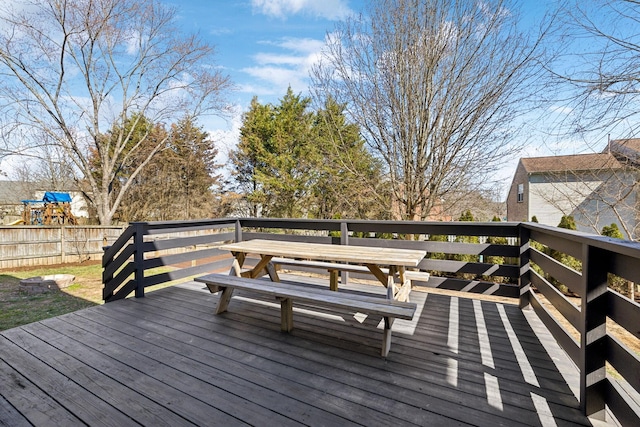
(8, 219, 25, 225)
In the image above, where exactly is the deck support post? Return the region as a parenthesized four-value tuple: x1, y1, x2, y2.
(340, 221, 349, 286)
(518, 225, 531, 310)
(133, 222, 146, 298)
(580, 244, 609, 420)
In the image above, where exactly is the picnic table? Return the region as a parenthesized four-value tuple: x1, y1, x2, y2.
(197, 239, 425, 356)
(218, 239, 426, 301)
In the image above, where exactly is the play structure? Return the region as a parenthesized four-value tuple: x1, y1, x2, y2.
(21, 192, 78, 225)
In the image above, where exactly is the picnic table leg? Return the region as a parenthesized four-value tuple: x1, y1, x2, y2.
(216, 286, 234, 314)
(279, 297, 294, 332)
(265, 260, 280, 282)
(248, 255, 275, 279)
(395, 265, 411, 302)
(387, 265, 398, 300)
(230, 258, 243, 277)
(329, 269, 339, 291)
(382, 316, 394, 357)
(366, 264, 391, 298)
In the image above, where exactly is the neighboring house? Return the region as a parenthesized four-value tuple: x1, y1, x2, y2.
(0, 180, 90, 224)
(0, 181, 33, 223)
(507, 140, 640, 239)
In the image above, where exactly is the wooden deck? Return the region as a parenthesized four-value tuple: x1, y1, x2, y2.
(0, 277, 594, 426)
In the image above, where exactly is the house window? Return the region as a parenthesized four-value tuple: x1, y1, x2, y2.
(517, 183, 524, 203)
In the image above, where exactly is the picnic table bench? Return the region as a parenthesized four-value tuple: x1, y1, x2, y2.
(195, 273, 417, 357)
(271, 257, 430, 298)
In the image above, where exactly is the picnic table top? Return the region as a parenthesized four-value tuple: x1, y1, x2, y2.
(219, 239, 427, 267)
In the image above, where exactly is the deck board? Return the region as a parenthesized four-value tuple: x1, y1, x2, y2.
(0, 277, 593, 426)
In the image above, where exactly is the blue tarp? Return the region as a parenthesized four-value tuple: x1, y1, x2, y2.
(43, 192, 72, 203)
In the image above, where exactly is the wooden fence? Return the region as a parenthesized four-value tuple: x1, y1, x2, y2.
(0, 226, 126, 269)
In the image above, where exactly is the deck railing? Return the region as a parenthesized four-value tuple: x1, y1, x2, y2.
(102, 218, 639, 424)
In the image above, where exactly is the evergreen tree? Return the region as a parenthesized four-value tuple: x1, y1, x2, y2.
(116, 116, 223, 221)
(602, 223, 623, 239)
(558, 215, 577, 230)
(230, 89, 388, 219)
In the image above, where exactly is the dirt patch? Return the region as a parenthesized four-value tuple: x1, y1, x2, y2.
(0, 260, 101, 273)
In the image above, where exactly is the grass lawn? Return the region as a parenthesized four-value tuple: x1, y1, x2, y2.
(0, 262, 104, 331)
(0, 262, 185, 331)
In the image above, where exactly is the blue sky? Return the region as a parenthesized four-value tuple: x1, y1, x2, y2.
(174, 0, 362, 104)
(171, 0, 563, 187)
(170, 0, 366, 158)
(0, 0, 601, 194)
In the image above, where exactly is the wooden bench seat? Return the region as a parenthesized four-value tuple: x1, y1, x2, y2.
(195, 273, 417, 357)
(271, 257, 430, 292)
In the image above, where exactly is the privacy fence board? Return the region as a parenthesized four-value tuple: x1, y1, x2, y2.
(0, 226, 126, 269)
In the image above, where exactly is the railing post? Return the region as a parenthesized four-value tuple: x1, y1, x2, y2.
(235, 219, 243, 242)
(133, 222, 146, 298)
(580, 244, 609, 420)
(340, 221, 349, 285)
(518, 225, 531, 309)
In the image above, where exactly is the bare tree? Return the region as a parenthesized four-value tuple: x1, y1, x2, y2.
(311, 0, 550, 221)
(547, 0, 640, 138)
(0, 0, 232, 224)
(532, 1, 640, 239)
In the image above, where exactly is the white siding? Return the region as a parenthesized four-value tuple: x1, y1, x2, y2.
(529, 181, 602, 227)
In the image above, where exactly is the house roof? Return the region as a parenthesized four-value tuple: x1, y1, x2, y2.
(607, 138, 640, 163)
(608, 138, 640, 153)
(520, 153, 622, 173)
(0, 181, 33, 204)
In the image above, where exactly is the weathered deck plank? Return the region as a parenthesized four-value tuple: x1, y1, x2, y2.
(0, 278, 592, 426)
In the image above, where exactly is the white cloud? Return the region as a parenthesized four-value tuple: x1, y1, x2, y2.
(251, 0, 353, 20)
(242, 65, 308, 94)
(204, 105, 243, 171)
(240, 36, 326, 96)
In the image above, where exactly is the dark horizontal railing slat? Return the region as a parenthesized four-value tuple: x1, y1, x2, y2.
(143, 247, 230, 270)
(242, 232, 332, 244)
(346, 220, 520, 237)
(102, 226, 134, 266)
(103, 243, 136, 280)
(604, 379, 640, 427)
(107, 279, 136, 302)
(103, 262, 135, 299)
(607, 290, 640, 340)
(530, 269, 581, 330)
(350, 237, 519, 258)
(137, 218, 237, 234)
(141, 231, 234, 252)
(529, 247, 584, 295)
(418, 259, 518, 279)
(606, 334, 640, 397)
(610, 252, 640, 285)
(142, 260, 231, 288)
(529, 291, 580, 365)
(425, 276, 519, 297)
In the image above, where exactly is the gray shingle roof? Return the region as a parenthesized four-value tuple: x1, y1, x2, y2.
(0, 181, 36, 204)
(520, 153, 622, 173)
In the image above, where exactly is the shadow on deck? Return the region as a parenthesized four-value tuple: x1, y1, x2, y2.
(0, 277, 594, 426)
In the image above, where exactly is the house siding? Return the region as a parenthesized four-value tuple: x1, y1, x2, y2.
(506, 161, 529, 222)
